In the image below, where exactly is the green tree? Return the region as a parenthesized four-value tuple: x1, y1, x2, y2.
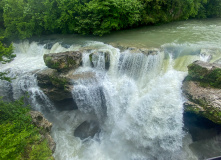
(74, 0, 144, 35)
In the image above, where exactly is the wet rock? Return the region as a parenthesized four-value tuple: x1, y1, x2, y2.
(187, 60, 221, 88)
(74, 121, 100, 140)
(182, 60, 221, 124)
(29, 111, 56, 153)
(139, 48, 159, 55)
(44, 43, 55, 50)
(108, 42, 129, 51)
(89, 51, 110, 70)
(44, 51, 82, 72)
(108, 43, 159, 55)
(36, 68, 95, 102)
(0, 80, 13, 102)
(36, 68, 73, 101)
(54, 98, 78, 111)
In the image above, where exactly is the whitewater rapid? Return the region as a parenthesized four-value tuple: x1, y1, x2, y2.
(0, 40, 220, 160)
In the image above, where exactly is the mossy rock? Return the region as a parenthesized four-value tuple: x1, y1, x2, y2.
(36, 68, 73, 101)
(187, 60, 221, 88)
(182, 80, 221, 124)
(43, 51, 82, 72)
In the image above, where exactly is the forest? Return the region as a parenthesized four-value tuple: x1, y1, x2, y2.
(0, 0, 221, 40)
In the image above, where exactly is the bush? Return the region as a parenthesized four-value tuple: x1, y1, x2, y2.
(0, 98, 54, 160)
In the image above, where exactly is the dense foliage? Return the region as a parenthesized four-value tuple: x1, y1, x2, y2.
(0, 0, 220, 39)
(0, 98, 54, 160)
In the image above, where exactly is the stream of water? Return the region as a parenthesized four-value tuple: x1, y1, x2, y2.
(1, 18, 221, 160)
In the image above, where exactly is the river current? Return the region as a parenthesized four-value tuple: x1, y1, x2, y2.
(0, 18, 221, 160)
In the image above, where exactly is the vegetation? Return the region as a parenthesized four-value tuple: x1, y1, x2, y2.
(0, 98, 54, 160)
(187, 62, 221, 88)
(0, 0, 220, 39)
(0, 36, 14, 81)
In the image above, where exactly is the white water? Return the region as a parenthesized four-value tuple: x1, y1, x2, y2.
(1, 19, 221, 159)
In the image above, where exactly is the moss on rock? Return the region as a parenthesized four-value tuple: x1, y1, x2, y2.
(187, 60, 221, 88)
(183, 61, 221, 124)
(43, 51, 82, 72)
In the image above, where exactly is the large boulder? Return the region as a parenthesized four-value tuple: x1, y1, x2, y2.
(36, 68, 73, 101)
(29, 111, 56, 153)
(182, 60, 221, 124)
(36, 68, 95, 102)
(44, 51, 82, 72)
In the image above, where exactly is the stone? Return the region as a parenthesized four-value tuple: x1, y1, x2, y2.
(182, 60, 221, 124)
(44, 51, 82, 72)
(187, 60, 221, 88)
(89, 51, 110, 70)
(30, 111, 52, 132)
(36, 68, 95, 102)
(29, 111, 56, 153)
(74, 121, 100, 140)
(182, 81, 221, 124)
(108, 42, 160, 55)
(36, 68, 73, 101)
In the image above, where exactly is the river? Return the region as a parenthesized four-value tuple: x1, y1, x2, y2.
(0, 18, 221, 160)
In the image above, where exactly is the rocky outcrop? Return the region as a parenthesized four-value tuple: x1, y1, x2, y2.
(182, 60, 221, 124)
(187, 60, 221, 88)
(36, 68, 95, 101)
(44, 51, 82, 72)
(29, 111, 56, 153)
(74, 121, 100, 140)
(36, 68, 73, 101)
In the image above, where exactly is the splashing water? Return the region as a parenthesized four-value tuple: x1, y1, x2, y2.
(0, 37, 220, 160)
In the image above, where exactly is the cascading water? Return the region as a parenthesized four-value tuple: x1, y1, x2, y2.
(62, 43, 186, 160)
(1, 19, 221, 160)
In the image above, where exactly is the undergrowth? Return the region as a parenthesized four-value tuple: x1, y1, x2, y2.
(0, 98, 54, 160)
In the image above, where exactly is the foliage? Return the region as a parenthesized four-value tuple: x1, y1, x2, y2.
(0, 35, 15, 81)
(0, 98, 54, 160)
(1, 0, 221, 39)
(73, 0, 143, 36)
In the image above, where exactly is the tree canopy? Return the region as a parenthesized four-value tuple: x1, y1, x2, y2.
(0, 0, 220, 39)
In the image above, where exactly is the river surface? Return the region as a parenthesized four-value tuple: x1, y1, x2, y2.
(1, 18, 221, 160)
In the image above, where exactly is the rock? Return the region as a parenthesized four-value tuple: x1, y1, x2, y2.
(74, 121, 100, 140)
(182, 81, 221, 124)
(44, 51, 82, 72)
(30, 111, 52, 132)
(36, 68, 73, 101)
(108, 42, 159, 55)
(182, 60, 221, 124)
(187, 60, 221, 88)
(29, 111, 56, 153)
(89, 51, 110, 70)
(139, 48, 159, 55)
(36, 68, 95, 102)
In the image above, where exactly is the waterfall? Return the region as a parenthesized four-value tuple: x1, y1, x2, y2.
(68, 43, 187, 160)
(0, 40, 219, 160)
